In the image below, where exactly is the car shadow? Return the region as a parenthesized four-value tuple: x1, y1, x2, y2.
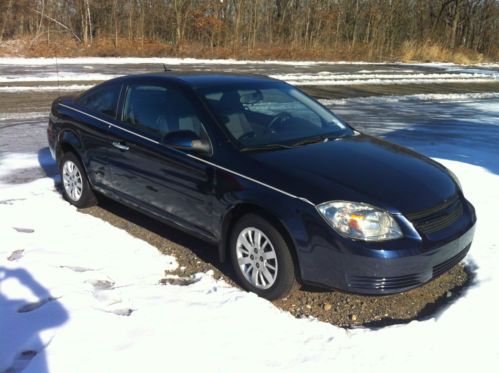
(37, 147, 59, 182)
(0, 267, 68, 372)
(361, 261, 478, 329)
(336, 98, 499, 176)
(382, 118, 499, 176)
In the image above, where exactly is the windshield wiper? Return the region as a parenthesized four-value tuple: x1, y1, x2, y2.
(290, 135, 329, 147)
(290, 133, 349, 147)
(240, 143, 294, 152)
(241, 133, 348, 152)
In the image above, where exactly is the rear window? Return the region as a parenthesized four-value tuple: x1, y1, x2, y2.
(79, 83, 121, 118)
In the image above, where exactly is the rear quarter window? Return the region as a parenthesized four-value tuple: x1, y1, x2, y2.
(79, 83, 121, 118)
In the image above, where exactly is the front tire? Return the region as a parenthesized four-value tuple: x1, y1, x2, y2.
(230, 214, 296, 300)
(59, 152, 97, 208)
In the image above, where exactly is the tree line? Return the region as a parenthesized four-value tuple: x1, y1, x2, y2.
(0, 0, 497, 60)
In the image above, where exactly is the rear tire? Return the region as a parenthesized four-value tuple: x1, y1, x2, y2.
(230, 214, 296, 300)
(59, 152, 97, 208)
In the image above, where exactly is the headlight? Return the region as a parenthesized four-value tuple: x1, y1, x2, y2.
(316, 201, 403, 241)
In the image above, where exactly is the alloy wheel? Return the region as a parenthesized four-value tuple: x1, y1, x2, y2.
(62, 160, 83, 202)
(236, 227, 278, 289)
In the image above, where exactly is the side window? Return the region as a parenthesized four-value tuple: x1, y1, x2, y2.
(122, 84, 209, 141)
(171, 90, 208, 141)
(122, 85, 169, 138)
(79, 83, 121, 118)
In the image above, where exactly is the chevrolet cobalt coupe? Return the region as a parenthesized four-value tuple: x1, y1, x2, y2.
(48, 73, 476, 300)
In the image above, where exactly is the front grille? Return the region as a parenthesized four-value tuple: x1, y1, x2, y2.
(348, 273, 428, 291)
(433, 244, 469, 278)
(407, 194, 464, 235)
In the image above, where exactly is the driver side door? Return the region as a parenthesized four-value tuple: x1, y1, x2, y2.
(107, 82, 216, 239)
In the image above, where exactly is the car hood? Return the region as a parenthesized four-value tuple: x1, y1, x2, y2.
(246, 134, 458, 213)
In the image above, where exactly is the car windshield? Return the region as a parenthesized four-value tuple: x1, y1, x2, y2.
(197, 82, 353, 150)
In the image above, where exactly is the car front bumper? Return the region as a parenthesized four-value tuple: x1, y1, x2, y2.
(342, 224, 475, 294)
(296, 202, 476, 295)
(47, 119, 57, 160)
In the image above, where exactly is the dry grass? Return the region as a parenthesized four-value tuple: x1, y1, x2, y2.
(400, 41, 486, 64)
(0, 37, 494, 65)
(0, 37, 173, 58)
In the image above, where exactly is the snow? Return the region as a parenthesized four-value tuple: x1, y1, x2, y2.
(0, 153, 41, 181)
(0, 57, 497, 69)
(271, 71, 498, 85)
(0, 112, 47, 122)
(1, 78, 499, 371)
(1, 178, 341, 372)
(357, 69, 418, 74)
(0, 72, 119, 83)
(320, 91, 499, 105)
(3, 70, 496, 86)
(0, 57, 378, 66)
(2, 71, 495, 87)
(0, 85, 91, 93)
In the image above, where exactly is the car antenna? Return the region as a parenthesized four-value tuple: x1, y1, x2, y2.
(55, 46, 61, 96)
(163, 64, 172, 72)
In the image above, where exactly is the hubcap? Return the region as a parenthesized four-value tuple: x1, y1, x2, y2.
(62, 160, 83, 202)
(236, 227, 278, 289)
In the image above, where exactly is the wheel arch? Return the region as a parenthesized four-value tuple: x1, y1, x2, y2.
(218, 202, 302, 282)
(56, 132, 92, 189)
(56, 129, 84, 167)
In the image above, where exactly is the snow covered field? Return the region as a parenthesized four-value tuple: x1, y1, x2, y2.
(1, 59, 499, 372)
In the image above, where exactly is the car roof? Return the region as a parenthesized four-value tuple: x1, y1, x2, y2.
(110, 71, 281, 89)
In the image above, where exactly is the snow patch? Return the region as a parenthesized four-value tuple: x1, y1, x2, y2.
(0, 85, 91, 93)
(0, 72, 119, 83)
(0, 57, 379, 66)
(0, 112, 46, 122)
(0, 153, 41, 182)
(320, 92, 499, 106)
(271, 71, 498, 85)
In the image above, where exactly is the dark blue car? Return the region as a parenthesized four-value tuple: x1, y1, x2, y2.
(47, 72, 476, 300)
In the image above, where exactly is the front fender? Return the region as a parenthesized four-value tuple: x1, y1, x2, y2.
(215, 171, 316, 274)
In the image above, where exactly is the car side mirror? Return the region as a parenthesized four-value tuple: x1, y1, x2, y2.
(162, 130, 211, 155)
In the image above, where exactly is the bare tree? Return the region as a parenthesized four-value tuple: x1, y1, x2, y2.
(0, 0, 14, 42)
(0, 0, 497, 60)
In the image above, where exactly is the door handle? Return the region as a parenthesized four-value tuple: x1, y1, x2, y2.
(112, 141, 129, 151)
